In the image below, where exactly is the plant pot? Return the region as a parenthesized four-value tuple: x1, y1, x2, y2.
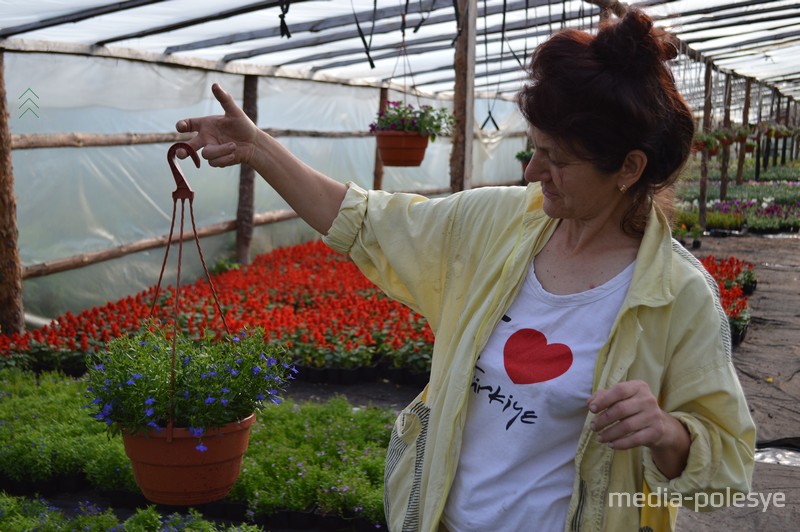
(296, 365, 327, 383)
(122, 414, 255, 506)
(730, 319, 749, 347)
(742, 280, 757, 295)
(375, 131, 429, 166)
(692, 239, 701, 249)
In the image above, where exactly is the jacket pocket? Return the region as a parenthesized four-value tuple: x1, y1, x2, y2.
(385, 399, 430, 532)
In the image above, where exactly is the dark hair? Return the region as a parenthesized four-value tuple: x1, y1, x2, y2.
(516, 9, 694, 235)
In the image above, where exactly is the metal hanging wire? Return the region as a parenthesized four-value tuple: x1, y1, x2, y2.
(387, 5, 423, 107)
(149, 143, 231, 440)
(479, 0, 508, 131)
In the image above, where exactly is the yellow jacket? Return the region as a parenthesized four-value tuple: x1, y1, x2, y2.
(323, 183, 755, 532)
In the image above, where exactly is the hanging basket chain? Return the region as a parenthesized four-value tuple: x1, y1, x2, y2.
(148, 142, 231, 441)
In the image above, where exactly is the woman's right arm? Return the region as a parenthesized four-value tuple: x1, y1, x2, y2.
(176, 83, 347, 235)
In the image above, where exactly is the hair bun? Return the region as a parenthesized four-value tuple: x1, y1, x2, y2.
(592, 9, 677, 72)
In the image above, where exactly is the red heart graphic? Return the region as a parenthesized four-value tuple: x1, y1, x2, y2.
(503, 328, 573, 384)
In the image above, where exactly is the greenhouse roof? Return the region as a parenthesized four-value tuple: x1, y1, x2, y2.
(1, 0, 799, 99)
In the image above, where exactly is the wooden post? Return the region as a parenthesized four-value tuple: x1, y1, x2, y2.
(781, 93, 790, 166)
(773, 91, 781, 168)
(0, 51, 24, 335)
(372, 87, 388, 190)
(755, 82, 763, 181)
(699, 62, 712, 230)
(235, 75, 258, 265)
(735, 78, 751, 185)
(720, 73, 731, 200)
(763, 88, 775, 171)
(450, 0, 477, 192)
(791, 100, 800, 160)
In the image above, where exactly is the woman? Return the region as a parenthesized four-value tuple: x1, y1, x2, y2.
(176, 10, 754, 531)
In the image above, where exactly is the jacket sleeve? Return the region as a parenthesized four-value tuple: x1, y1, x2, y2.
(322, 182, 464, 333)
(642, 270, 756, 508)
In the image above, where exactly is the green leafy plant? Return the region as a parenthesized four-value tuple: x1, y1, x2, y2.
(712, 128, 734, 145)
(733, 124, 752, 142)
(369, 100, 454, 141)
(672, 223, 688, 241)
(0, 493, 266, 532)
(691, 132, 720, 152)
(84, 323, 296, 449)
(515, 149, 533, 163)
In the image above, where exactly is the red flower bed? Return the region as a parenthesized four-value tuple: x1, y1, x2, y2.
(0, 244, 755, 366)
(0, 241, 433, 371)
(699, 256, 754, 342)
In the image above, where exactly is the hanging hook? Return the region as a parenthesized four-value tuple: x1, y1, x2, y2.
(167, 142, 200, 201)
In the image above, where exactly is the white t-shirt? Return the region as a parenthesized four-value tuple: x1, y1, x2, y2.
(442, 259, 635, 531)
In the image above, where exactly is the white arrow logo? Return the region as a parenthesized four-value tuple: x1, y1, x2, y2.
(18, 88, 40, 118)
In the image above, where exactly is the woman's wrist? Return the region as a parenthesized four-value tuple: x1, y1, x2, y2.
(648, 412, 691, 480)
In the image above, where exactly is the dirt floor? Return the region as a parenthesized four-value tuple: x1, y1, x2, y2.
(287, 233, 800, 530)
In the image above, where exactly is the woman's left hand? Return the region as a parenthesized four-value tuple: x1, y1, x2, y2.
(588, 380, 690, 478)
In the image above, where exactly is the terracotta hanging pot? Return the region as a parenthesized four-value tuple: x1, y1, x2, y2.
(375, 131, 429, 166)
(122, 414, 256, 506)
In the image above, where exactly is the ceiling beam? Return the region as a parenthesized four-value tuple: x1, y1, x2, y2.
(221, 0, 562, 62)
(164, 0, 448, 55)
(307, 7, 589, 74)
(0, 0, 165, 39)
(95, 0, 318, 46)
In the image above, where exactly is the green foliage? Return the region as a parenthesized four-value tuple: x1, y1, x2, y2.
(211, 255, 241, 275)
(83, 439, 138, 492)
(0, 370, 104, 482)
(0, 369, 393, 525)
(84, 323, 295, 440)
(0, 494, 267, 532)
(370, 100, 454, 141)
(231, 397, 393, 519)
(0, 493, 119, 532)
(515, 149, 533, 162)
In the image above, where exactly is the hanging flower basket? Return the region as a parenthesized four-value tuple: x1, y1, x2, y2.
(122, 415, 256, 505)
(85, 143, 295, 506)
(369, 100, 453, 167)
(375, 130, 429, 166)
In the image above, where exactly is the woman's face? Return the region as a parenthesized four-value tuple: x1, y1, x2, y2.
(524, 127, 623, 222)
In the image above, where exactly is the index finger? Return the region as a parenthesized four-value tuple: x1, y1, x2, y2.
(211, 83, 242, 117)
(588, 382, 638, 413)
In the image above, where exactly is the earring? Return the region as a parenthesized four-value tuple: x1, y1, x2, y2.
(619, 184, 628, 193)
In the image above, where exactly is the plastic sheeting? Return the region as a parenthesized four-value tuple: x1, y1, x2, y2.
(7, 52, 526, 320)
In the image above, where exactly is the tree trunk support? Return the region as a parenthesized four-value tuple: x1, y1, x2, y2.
(699, 62, 712, 230)
(450, 0, 476, 192)
(235, 75, 258, 265)
(720, 73, 731, 200)
(0, 51, 24, 335)
(372, 87, 388, 190)
(735, 78, 751, 185)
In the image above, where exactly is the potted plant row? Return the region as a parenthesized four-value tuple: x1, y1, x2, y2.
(370, 100, 454, 166)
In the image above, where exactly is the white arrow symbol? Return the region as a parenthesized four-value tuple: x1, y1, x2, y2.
(19, 88, 39, 99)
(18, 98, 40, 109)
